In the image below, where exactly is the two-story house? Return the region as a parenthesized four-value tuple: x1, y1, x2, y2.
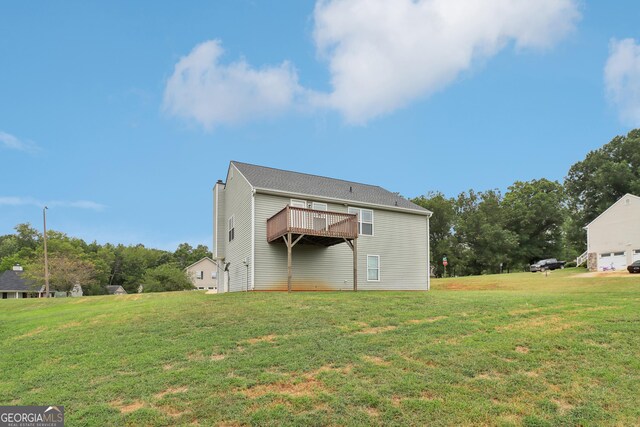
(579, 193, 640, 271)
(213, 161, 432, 292)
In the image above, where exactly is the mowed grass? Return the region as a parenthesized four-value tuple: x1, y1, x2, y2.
(1, 269, 639, 426)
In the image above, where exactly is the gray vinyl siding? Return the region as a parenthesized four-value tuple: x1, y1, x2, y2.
(587, 194, 640, 266)
(220, 164, 253, 292)
(254, 192, 428, 291)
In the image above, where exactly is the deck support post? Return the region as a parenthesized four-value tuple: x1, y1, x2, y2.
(284, 233, 305, 292)
(344, 238, 358, 292)
(353, 237, 357, 292)
(287, 233, 292, 293)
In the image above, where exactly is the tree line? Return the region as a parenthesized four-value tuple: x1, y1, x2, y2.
(0, 225, 210, 294)
(411, 129, 640, 277)
(1, 130, 638, 285)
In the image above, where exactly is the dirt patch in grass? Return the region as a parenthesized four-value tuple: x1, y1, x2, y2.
(356, 325, 397, 334)
(158, 405, 188, 417)
(515, 346, 529, 354)
(243, 364, 349, 399)
(211, 354, 226, 361)
(361, 355, 390, 366)
(243, 377, 324, 398)
(406, 316, 448, 324)
(15, 326, 46, 339)
(497, 315, 581, 333)
(569, 306, 620, 313)
(442, 282, 499, 291)
(363, 407, 380, 417)
(509, 307, 542, 316)
(59, 321, 82, 329)
(572, 271, 635, 278)
(155, 386, 189, 399)
(584, 339, 610, 348)
(474, 371, 503, 381)
(552, 398, 574, 413)
(112, 400, 144, 414)
(187, 351, 205, 362)
(245, 334, 278, 344)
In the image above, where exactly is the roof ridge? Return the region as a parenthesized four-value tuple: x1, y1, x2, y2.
(231, 160, 392, 192)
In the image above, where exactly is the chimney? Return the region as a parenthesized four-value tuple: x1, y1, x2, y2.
(12, 264, 23, 272)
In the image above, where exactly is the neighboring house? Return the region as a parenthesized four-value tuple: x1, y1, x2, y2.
(579, 193, 640, 271)
(106, 285, 127, 295)
(213, 161, 432, 292)
(0, 265, 41, 299)
(185, 257, 218, 291)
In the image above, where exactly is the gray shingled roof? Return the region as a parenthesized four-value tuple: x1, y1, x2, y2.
(231, 161, 431, 214)
(0, 270, 37, 292)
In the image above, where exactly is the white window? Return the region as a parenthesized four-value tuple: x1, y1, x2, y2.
(367, 255, 380, 281)
(290, 199, 307, 208)
(348, 207, 374, 236)
(312, 202, 328, 211)
(228, 216, 235, 242)
(196, 271, 204, 280)
(211, 271, 217, 279)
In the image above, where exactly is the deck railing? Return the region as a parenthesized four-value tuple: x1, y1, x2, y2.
(267, 205, 358, 243)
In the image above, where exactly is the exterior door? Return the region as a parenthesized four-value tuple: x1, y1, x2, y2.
(311, 202, 328, 231)
(290, 199, 307, 229)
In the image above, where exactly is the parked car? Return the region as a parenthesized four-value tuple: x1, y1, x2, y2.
(628, 260, 640, 274)
(530, 258, 566, 272)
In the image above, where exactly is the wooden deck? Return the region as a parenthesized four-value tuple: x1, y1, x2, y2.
(267, 205, 358, 247)
(267, 205, 359, 292)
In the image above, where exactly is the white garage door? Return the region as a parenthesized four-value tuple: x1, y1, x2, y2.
(598, 252, 627, 270)
(633, 249, 640, 263)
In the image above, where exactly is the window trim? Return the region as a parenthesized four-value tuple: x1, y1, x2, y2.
(228, 215, 235, 242)
(312, 202, 328, 211)
(290, 199, 307, 208)
(348, 207, 374, 236)
(367, 255, 380, 282)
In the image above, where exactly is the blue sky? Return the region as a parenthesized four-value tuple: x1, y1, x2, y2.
(1, 1, 639, 251)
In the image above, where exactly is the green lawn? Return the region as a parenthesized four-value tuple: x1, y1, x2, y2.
(1, 268, 639, 426)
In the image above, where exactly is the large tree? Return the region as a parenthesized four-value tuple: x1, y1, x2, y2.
(502, 179, 566, 265)
(453, 190, 518, 275)
(412, 192, 456, 277)
(565, 129, 640, 252)
(25, 253, 97, 294)
(142, 264, 194, 293)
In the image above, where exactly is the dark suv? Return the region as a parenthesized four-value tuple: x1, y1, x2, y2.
(530, 258, 566, 272)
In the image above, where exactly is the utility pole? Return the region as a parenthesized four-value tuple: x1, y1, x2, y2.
(43, 206, 50, 298)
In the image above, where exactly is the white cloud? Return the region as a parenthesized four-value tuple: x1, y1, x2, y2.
(164, 0, 579, 128)
(605, 38, 640, 125)
(313, 0, 581, 123)
(163, 40, 304, 129)
(0, 131, 39, 153)
(0, 197, 106, 212)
